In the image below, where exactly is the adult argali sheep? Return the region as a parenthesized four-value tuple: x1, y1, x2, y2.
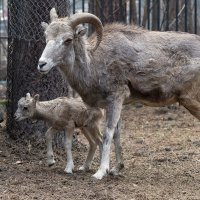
(14, 93, 103, 173)
(38, 8, 200, 179)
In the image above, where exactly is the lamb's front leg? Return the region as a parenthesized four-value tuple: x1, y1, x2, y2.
(92, 98, 123, 180)
(45, 127, 56, 166)
(64, 128, 74, 174)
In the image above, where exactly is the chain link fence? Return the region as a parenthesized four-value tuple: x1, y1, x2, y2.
(7, 0, 71, 138)
(9, 0, 70, 41)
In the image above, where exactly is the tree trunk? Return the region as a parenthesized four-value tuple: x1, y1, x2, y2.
(142, 0, 148, 27)
(152, 0, 158, 30)
(129, 0, 137, 24)
(7, 0, 71, 138)
(88, 0, 126, 24)
(188, 1, 194, 33)
(161, 0, 194, 32)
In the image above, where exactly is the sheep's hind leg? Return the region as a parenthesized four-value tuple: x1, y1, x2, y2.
(110, 118, 124, 176)
(92, 98, 124, 180)
(79, 127, 97, 171)
(45, 127, 56, 167)
(179, 96, 200, 120)
(64, 128, 74, 174)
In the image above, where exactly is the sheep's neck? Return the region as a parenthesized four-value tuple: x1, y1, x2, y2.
(33, 102, 53, 123)
(61, 38, 97, 95)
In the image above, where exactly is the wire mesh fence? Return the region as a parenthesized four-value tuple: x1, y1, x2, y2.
(7, 0, 71, 138)
(9, 0, 70, 41)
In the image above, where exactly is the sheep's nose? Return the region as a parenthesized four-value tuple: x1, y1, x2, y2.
(38, 61, 47, 69)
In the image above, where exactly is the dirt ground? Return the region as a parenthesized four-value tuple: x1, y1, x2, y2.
(0, 104, 200, 200)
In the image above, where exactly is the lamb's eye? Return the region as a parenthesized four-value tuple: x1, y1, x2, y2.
(64, 38, 72, 45)
(23, 107, 28, 111)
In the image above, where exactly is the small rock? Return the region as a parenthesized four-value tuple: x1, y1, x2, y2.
(135, 138, 144, 144)
(135, 103, 143, 108)
(154, 107, 168, 115)
(15, 160, 23, 164)
(167, 116, 174, 121)
(39, 161, 43, 165)
(0, 111, 3, 123)
(179, 155, 188, 160)
(165, 147, 171, 151)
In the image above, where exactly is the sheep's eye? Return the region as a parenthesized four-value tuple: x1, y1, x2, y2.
(23, 107, 28, 111)
(64, 38, 72, 45)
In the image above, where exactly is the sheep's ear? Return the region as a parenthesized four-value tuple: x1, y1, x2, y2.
(75, 26, 87, 37)
(26, 93, 31, 99)
(50, 8, 58, 22)
(41, 22, 48, 31)
(33, 94, 40, 102)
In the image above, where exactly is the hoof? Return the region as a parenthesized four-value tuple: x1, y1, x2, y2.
(92, 168, 108, 180)
(64, 164, 74, 174)
(109, 163, 124, 176)
(47, 159, 55, 167)
(79, 165, 90, 172)
(64, 168, 73, 174)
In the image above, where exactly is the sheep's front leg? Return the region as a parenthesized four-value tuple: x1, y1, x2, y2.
(110, 118, 124, 175)
(45, 127, 56, 166)
(64, 128, 74, 174)
(92, 98, 123, 180)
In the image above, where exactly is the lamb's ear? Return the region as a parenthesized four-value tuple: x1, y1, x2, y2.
(50, 8, 58, 22)
(26, 93, 31, 99)
(75, 26, 87, 37)
(41, 22, 48, 31)
(33, 94, 40, 102)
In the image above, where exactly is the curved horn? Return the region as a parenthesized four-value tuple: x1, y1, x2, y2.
(70, 13, 103, 52)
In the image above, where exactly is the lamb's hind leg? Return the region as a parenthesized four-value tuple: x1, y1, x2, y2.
(110, 118, 124, 176)
(45, 127, 56, 166)
(79, 127, 97, 171)
(179, 95, 200, 120)
(92, 127, 103, 162)
(85, 125, 103, 164)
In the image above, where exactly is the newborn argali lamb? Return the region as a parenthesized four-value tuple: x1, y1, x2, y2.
(14, 93, 103, 173)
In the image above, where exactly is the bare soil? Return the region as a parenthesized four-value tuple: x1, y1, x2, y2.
(0, 104, 200, 200)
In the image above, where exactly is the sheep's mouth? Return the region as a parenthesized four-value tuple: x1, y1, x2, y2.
(14, 116, 26, 121)
(39, 69, 50, 74)
(37, 64, 54, 74)
(37, 67, 51, 75)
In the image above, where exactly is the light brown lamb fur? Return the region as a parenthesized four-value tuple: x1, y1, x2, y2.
(38, 9, 200, 179)
(14, 93, 103, 173)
